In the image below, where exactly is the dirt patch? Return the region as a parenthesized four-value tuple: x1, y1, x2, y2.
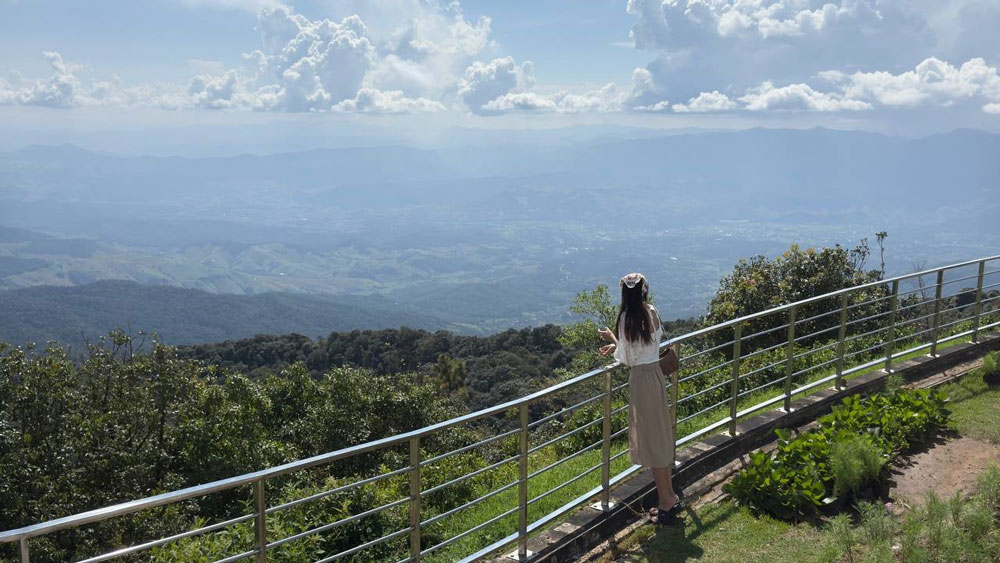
(889, 435, 1000, 511)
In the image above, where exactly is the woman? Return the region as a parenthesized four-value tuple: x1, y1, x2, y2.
(598, 272, 683, 524)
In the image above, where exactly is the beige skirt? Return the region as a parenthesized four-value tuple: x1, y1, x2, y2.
(628, 361, 674, 468)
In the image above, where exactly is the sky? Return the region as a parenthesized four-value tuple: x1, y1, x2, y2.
(1, 0, 1000, 150)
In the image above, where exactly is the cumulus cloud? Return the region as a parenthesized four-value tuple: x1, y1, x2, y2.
(0, 2, 500, 114)
(985, 103, 1000, 114)
(622, 0, 968, 108)
(457, 57, 535, 113)
(333, 87, 445, 112)
(739, 81, 871, 111)
(11, 51, 81, 107)
(672, 90, 737, 112)
(0, 51, 178, 109)
(479, 83, 625, 114)
(820, 57, 1000, 109)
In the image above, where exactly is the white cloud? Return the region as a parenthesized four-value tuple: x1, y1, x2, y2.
(188, 70, 240, 109)
(480, 83, 625, 114)
(821, 57, 1000, 109)
(333, 87, 445, 112)
(622, 0, 959, 105)
(985, 103, 1000, 114)
(457, 56, 534, 114)
(672, 90, 737, 112)
(0, 2, 500, 114)
(231, 1, 497, 112)
(739, 81, 871, 111)
(13, 51, 81, 107)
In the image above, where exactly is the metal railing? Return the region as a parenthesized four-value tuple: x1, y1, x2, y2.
(3, 255, 1000, 562)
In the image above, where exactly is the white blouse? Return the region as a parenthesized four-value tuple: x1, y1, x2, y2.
(613, 306, 663, 367)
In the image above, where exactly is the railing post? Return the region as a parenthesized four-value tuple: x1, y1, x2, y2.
(930, 270, 944, 356)
(728, 324, 742, 437)
(973, 260, 986, 343)
(517, 403, 530, 560)
(19, 538, 29, 563)
(835, 293, 848, 390)
(409, 436, 422, 561)
(670, 343, 680, 464)
(600, 370, 612, 511)
(884, 280, 900, 372)
(783, 306, 796, 412)
(253, 480, 267, 563)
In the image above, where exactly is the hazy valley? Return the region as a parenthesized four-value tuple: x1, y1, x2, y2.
(1, 127, 998, 343)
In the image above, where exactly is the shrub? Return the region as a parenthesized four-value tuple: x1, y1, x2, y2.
(831, 436, 884, 496)
(980, 351, 999, 386)
(723, 450, 826, 519)
(725, 387, 949, 519)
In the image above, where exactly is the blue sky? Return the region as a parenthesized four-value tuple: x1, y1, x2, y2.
(1, 0, 999, 144)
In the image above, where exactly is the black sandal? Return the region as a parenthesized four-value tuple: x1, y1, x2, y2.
(649, 491, 685, 523)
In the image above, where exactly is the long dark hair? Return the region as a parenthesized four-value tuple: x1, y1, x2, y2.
(616, 275, 653, 344)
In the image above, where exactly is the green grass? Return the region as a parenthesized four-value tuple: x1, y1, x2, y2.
(940, 354, 1000, 444)
(613, 348, 1000, 563)
(602, 502, 834, 563)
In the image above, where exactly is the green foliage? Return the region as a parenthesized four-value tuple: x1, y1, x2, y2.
(830, 436, 885, 496)
(705, 241, 886, 354)
(182, 324, 574, 411)
(980, 351, 1000, 386)
(822, 388, 950, 456)
(725, 388, 949, 519)
(557, 284, 620, 373)
(0, 333, 468, 562)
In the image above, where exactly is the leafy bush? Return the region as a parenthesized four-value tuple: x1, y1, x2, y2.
(725, 388, 949, 519)
(723, 450, 826, 518)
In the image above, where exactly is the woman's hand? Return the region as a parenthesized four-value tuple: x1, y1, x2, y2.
(599, 343, 616, 356)
(597, 326, 616, 343)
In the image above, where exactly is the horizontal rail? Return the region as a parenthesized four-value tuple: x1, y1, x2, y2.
(423, 505, 519, 557)
(269, 496, 409, 551)
(528, 438, 603, 480)
(528, 462, 602, 506)
(421, 479, 519, 528)
(528, 417, 602, 455)
(529, 392, 605, 430)
(422, 428, 520, 468)
(421, 454, 519, 498)
(672, 255, 1000, 342)
(76, 513, 256, 563)
(315, 526, 411, 563)
(268, 466, 410, 516)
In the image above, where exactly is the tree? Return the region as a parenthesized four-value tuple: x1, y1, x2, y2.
(557, 284, 619, 373)
(705, 239, 887, 354)
(434, 353, 468, 400)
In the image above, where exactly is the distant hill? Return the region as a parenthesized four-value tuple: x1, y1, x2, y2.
(0, 281, 446, 352)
